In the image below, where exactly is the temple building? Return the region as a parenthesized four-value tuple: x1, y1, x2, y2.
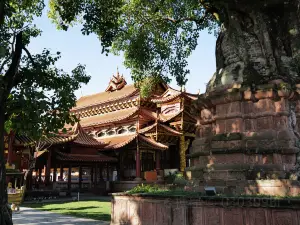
(70, 71, 198, 182)
(5, 70, 198, 193)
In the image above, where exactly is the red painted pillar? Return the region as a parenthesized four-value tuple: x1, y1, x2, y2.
(7, 131, 15, 165)
(135, 149, 141, 179)
(156, 151, 161, 171)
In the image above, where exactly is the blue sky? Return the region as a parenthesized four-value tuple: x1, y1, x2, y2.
(28, 6, 216, 99)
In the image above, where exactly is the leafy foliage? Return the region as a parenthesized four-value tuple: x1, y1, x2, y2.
(48, 0, 219, 89)
(1, 0, 90, 139)
(165, 171, 187, 187)
(126, 184, 162, 194)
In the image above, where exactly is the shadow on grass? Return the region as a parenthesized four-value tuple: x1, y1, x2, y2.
(64, 211, 111, 221)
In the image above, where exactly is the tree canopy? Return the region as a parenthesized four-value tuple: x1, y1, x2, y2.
(49, 0, 219, 89)
(1, 0, 90, 138)
(49, 0, 300, 91)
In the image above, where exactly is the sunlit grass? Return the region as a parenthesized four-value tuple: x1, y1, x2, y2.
(23, 200, 111, 221)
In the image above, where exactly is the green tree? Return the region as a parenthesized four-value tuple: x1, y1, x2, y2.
(49, 0, 300, 92)
(0, 1, 90, 224)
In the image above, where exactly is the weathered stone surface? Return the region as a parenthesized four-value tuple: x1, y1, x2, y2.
(189, 84, 300, 195)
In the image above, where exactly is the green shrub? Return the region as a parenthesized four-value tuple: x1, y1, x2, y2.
(165, 171, 187, 187)
(173, 176, 188, 187)
(126, 184, 162, 194)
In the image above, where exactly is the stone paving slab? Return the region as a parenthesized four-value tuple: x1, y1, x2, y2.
(12, 207, 110, 225)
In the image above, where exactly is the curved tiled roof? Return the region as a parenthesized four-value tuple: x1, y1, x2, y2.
(139, 123, 182, 136)
(151, 87, 198, 104)
(158, 109, 184, 122)
(79, 107, 139, 127)
(56, 151, 117, 162)
(99, 134, 168, 151)
(74, 85, 138, 110)
(138, 135, 168, 150)
(139, 108, 157, 120)
(14, 123, 105, 148)
(72, 123, 105, 147)
(100, 134, 137, 150)
(158, 110, 197, 123)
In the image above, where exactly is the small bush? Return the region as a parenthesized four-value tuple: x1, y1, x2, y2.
(126, 184, 162, 194)
(165, 171, 187, 187)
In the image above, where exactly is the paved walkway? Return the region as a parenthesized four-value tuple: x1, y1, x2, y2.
(12, 207, 110, 225)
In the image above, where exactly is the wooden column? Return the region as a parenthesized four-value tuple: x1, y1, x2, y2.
(135, 148, 141, 180)
(95, 164, 98, 186)
(156, 151, 161, 171)
(45, 150, 52, 184)
(7, 131, 15, 165)
(179, 135, 186, 172)
(53, 164, 57, 182)
(78, 165, 82, 192)
(135, 97, 142, 181)
(91, 167, 94, 183)
(27, 170, 33, 190)
(99, 165, 103, 181)
(119, 152, 124, 180)
(68, 165, 72, 193)
(60, 165, 64, 181)
(38, 168, 42, 183)
(106, 163, 109, 181)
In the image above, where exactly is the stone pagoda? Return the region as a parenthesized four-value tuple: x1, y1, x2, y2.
(187, 79, 300, 196)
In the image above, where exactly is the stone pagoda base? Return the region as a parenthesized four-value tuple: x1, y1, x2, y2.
(186, 81, 300, 196)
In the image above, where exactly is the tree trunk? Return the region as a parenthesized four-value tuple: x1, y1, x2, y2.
(207, 0, 300, 92)
(0, 105, 13, 225)
(0, 32, 23, 225)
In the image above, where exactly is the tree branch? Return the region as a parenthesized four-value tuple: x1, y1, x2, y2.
(2, 32, 23, 102)
(199, 0, 220, 22)
(163, 16, 207, 25)
(0, 33, 17, 74)
(11, 33, 16, 53)
(22, 46, 37, 67)
(0, 55, 12, 74)
(0, 0, 4, 25)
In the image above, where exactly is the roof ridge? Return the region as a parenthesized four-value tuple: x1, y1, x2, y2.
(74, 84, 138, 110)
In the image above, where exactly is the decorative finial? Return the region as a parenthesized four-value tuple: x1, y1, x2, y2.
(197, 89, 200, 95)
(116, 67, 119, 77)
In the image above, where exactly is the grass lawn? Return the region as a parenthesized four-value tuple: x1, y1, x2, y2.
(23, 200, 111, 221)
